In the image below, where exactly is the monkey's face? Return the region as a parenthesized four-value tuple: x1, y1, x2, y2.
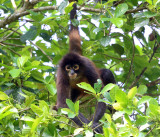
(65, 64, 79, 80)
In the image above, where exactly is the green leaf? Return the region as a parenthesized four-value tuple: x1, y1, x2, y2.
(71, 19, 79, 27)
(110, 18, 124, 28)
(21, 116, 34, 122)
(115, 89, 128, 106)
(31, 60, 40, 66)
(74, 101, 79, 114)
(134, 31, 147, 46)
(127, 87, 137, 100)
(100, 36, 111, 47)
(149, 104, 159, 116)
(46, 84, 57, 96)
(85, 130, 93, 137)
(25, 95, 35, 107)
(9, 69, 21, 78)
(103, 92, 112, 103)
(74, 128, 84, 136)
(103, 127, 109, 137)
(1, 105, 12, 114)
(113, 111, 124, 120)
(104, 113, 112, 123)
(95, 134, 104, 137)
(61, 108, 76, 118)
(113, 102, 123, 110)
(48, 123, 57, 136)
(138, 85, 147, 95)
(0, 91, 9, 100)
(58, 1, 68, 14)
(65, 2, 74, 14)
(31, 117, 43, 133)
(93, 28, 102, 33)
(20, 26, 37, 43)
(66, 99, 75, 112)
(133, 56, 149, 75)
(0, 107, 18, 120)
(112, 44, 124, 55)
(30, 104, 43, 116)
(94, 79, 102, 93)
(77, 82, 96, 94)
(110, 122, 117, 135)
(29, 11, 44, 22)
(110, 86, 119, 102)
(17, 56, 29, 68)
(101, 83, 116, 94)
(115, 3, 128, 17)
(144, 11, 157, 18)
(124, 114, 132, 125)
(135, 18, 149, 28)
(40, 32, 51, 42)
(135, 116, 147, 126)
(31, 70, 45, 83)
(39, 100, 50, 113)
(138, 96, 152, 106)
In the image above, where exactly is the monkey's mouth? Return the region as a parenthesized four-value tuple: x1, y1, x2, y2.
(69, 73, 77, 80)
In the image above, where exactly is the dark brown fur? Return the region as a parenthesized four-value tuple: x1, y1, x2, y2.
(55, 0, 115, 133)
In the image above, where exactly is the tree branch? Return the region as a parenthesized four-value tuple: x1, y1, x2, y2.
(129, 43, 160, 89)
(122, 33, 135, 87)
(0, 0, 42, 28)
(146, 79, 160, 87)
(0, 4, 147, 28)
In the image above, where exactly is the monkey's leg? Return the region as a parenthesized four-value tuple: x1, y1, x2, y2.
(72, 112, 103, 133)
(93, 102, 106, 123)
(72, 112, 90, 126)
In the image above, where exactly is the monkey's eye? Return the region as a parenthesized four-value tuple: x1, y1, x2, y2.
(65, 65, 71, 71)
(73, 64, 79, 70)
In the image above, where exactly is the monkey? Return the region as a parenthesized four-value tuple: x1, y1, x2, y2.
(55, 0, 116, 133)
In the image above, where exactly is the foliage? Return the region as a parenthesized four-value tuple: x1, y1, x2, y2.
(0, 0, 160, 136)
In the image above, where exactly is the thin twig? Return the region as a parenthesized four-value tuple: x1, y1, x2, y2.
(1, 42, 25, 48)
(144, 125, 156, 137)
(152, 17, 160, 27)
(29, 40, 53, 62)
(0, 23, 26, 42)
(103, 54, 129, 61)
(4, 27, 22, 35)
(0, 42, 21, 56)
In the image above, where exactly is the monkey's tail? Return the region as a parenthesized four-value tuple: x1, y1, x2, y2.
(69, 2, 82, 55)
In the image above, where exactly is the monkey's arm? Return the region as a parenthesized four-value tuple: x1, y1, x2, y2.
(56, 68, 71, 109)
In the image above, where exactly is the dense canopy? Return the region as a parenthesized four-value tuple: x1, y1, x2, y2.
(0, 0, 160, 136)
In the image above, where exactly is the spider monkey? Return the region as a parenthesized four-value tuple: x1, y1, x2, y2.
(55, 0, 116, 133)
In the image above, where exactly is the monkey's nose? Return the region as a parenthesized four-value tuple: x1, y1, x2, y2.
(70, 69, 75, 75)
